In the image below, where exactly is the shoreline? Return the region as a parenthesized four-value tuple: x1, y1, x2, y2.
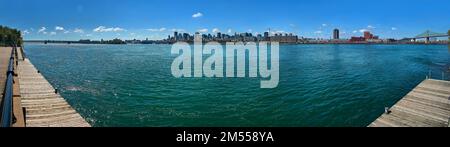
(23, 40, 449, 45)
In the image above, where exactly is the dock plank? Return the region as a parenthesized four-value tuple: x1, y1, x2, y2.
(370, 79, 450, 127)
(19, 56, 90, 127)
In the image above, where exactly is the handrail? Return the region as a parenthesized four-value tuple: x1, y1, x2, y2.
(0, 46, 15, 127)
(19, 45, 26, 60)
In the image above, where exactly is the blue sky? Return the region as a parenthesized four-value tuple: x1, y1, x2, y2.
(0, 0, 449, 40)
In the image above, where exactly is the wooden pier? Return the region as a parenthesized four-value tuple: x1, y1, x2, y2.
(369, 79, 450, 127)
(16, 47, 90, 127)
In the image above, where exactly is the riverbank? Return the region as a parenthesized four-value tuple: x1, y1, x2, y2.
(24, 40, 450, 45)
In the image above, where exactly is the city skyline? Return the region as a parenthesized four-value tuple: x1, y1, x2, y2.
(0, 0, 449, 40)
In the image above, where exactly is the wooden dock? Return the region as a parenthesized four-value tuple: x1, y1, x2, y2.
(369, 79, 450, 127)
(17, 48, 90, 127)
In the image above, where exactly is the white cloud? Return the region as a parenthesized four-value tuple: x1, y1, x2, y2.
(359, 29, 369, 33)
(74, 28, 84, 33)
(322, 24, 327, 27)
(367, 25, 375, 29)
(38, 27, 47, 34)
(147, 27, 167, 32)
(93, 26, 125, 32)
(212, 28, 220, 33)
(130, 33, 136, 36)
(64, 31, 70, 34)
(50, 32, 57, 35)
(93, 26, 105, 32)
(248, 29, 253, 32)
(55, 26, 65, 31)
(391, 27, 397, 31)
(314, 30, 323, 34)
(270, 30, 286, 35)
(170, 28, 185, 32)
(227, 29, 232, 34)
(192, 12, 203, 18)
(352, 30, 358, 33)
(22, 30, 30, 34)
(197, 28, 208, 33)
(147, 29, 158, 31)
(85, 34, 92, 37)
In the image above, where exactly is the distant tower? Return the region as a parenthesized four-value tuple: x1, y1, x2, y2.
(194, 32, 202, 42)
(174, 32, 178, 41)
(264, 32, 269, 38)
(333, 28, 340, 39)
(217, 32, 222, 39)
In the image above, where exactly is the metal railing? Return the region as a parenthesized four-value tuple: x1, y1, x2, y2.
(426, 70, 449, 81)
(0, 46, 16, 127)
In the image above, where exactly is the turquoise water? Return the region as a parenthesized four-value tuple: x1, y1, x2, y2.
(23, 43, 450, 127)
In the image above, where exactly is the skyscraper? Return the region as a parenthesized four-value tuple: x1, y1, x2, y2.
(174, 31, 178, 41)
(217, 32, 222, 39)
(264, 32, 269, 41)
(333, 28, 339, 39)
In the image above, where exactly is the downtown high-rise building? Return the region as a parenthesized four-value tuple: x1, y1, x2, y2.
(333, 28, 339, 39)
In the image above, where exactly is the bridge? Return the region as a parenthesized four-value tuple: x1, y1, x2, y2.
(413, 30, 449, 43)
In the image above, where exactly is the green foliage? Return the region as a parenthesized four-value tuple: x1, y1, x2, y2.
(109, 38, 126, 44)
(78, 38, 126, 44)
(0, 25, 23, 47)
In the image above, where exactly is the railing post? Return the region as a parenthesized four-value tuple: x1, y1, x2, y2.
(429, 70, 431, 79)
(443, 72, 445, 80)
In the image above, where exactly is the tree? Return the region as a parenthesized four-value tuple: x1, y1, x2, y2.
(0, 25, 23, 47)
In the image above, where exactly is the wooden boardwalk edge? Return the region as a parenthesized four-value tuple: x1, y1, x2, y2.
(369, 79, 450, 127)
(16, 47, 91, 127)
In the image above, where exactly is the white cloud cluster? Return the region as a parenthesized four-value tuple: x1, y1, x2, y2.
(93, 26, 125, 32)
(269, 30, 286, 35)
(38, 27, 47, 34)
(55, 26, 65, 31)
(197, 28, 208, 33)
(212, 28, 220, 33)
(21, 30, 30, 36)
(192, 12, 203, 18)
(147, 27, 167, 32)
(171, 28, 185, 32)
(74, 28, 84, 33)
(359, 29, 369, 33)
